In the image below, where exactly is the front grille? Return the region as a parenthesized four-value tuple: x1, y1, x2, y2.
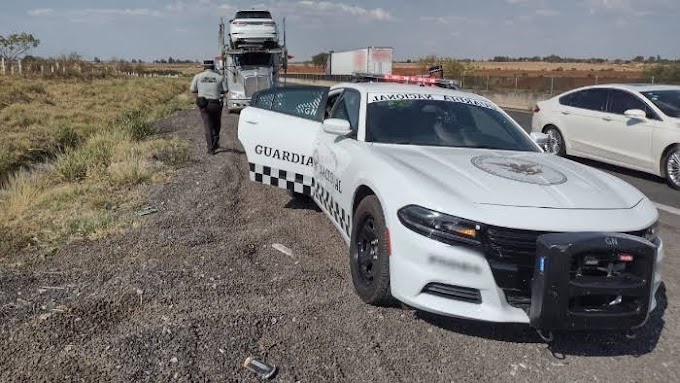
(422, 283, 482, 304)
(482, 226, 649, 311)
(244, 75, 272, 97)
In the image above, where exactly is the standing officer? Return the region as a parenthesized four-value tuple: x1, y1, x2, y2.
(190, 60, 227, 155)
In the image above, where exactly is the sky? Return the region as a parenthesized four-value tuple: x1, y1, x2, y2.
(1, 0, 679, 62)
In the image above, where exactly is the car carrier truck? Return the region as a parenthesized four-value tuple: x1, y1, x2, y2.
(218, 17, 288, 112)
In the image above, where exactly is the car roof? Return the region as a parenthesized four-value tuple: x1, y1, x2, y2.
(332, 82, 494, 102)
(572, 83, 680, 93)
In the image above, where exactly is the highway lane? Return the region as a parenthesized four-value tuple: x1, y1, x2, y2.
(506, 109, 680, 211)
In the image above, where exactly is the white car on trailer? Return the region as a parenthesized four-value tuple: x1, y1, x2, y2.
(237, 81, 663, 336)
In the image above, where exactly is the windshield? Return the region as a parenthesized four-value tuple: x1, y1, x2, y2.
(366, 94, 538, 152)
(235, 11, 272, 19)
(641, 90, 680, 118)
(235, 53, 272, 67)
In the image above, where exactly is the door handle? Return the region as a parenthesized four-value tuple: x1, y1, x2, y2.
(561, 111, 570, 115)
(602, 116, 612, 121)
(245, 120, 258, 125)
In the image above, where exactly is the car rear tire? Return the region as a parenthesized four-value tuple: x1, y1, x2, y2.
(663, 146, 680, 190)
(544, 126, 566, 156)
(350, 195, 393, 306)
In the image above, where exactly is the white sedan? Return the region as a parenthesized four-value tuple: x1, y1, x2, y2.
(531, 84, 680, 189)
(229, 9, 278, 48)
(238, 82, 663, 334)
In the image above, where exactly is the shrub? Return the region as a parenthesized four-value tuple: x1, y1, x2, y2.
(56, 124, 82, 150)
(120, 110, 155, 141)
(153, 138, 191, 166)
(108, 155, 151, 187)
(56, 149, 89, 182)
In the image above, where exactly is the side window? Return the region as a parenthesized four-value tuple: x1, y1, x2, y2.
(269, 87, 328, 121)
(251, 89, 275, 110)
(331, 90, 361, 132)
(608, 90, 657, 119)
(570, 89, 608, 112)
(324, 92, 342, 119)
(559, 93, 574, 106)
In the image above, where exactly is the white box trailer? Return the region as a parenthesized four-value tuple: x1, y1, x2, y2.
(326, 47, 393, 76)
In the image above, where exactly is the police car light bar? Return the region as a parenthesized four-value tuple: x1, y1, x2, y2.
(382, 74, 438, 85)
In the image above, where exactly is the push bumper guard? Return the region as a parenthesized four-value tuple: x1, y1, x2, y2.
(530, 232, 656, 331)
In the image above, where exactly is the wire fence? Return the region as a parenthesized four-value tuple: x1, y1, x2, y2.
(0, 58, 185, 79)
(283, 73, 657, 95)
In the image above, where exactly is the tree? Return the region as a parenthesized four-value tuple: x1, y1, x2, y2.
(632, 56, 645, 63)
(93, 57, 101, 63)
(0, 32, 40, 61)
(311, 52, 329, 67)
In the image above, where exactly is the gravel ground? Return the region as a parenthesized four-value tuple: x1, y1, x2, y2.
(1, 109, 678, 382)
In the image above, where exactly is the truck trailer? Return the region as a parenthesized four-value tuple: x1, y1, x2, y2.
(325, 47, 393, 76)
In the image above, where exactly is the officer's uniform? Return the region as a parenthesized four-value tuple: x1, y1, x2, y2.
(190, 61, 227, 154)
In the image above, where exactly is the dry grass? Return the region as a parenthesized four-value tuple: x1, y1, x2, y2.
(0, 76, 194, 254)
(0, 76, 191, 180)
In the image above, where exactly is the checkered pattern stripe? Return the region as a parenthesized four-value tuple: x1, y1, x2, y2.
(249, 163, 314, 195)
(313, 182, 351, 236)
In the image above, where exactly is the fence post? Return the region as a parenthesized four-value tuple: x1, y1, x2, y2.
(486, 74, 489, 91)
(41, 65, 44, 75)
(651, 76, 655, 84)
(1, 57, 4, 75)
(514, 76, 518, 92)
(550, 77, 554, 95)
(595, 75, 599, 85)
(18, 60, 22, 75)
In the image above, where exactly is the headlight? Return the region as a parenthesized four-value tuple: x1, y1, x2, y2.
(397, 205, 483, 246)
(645, 221, 659, 243)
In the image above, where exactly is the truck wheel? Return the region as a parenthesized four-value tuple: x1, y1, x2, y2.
(544, 126, 566, 156)
(349, 195, 393, 306)
(663, 146, 680, 190)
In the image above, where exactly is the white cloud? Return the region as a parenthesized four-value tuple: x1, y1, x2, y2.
(583, 0, 677, 16)
(535, 9, 559, 16)
(218, 4, 233, 12)
(28, 8, 55, 16)
(296, 1, 394, 21)
(506, 0, 531, 4)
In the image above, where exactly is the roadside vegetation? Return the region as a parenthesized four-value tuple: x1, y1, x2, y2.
(0, 76, 194, 254)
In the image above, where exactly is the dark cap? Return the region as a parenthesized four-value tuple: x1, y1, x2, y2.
(203, 60, 215, 68)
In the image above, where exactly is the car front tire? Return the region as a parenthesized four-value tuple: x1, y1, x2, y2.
(349, 195, 393, 306)
(663, 146, 680, 190)
(544, 126, 566, 156)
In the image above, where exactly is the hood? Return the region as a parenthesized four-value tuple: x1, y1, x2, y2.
(371, 145, 644, 210)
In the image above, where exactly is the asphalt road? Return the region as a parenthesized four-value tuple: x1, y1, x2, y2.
(506, 109, 680, 210)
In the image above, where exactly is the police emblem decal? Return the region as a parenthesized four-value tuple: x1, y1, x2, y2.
(471, 155, 567, 185)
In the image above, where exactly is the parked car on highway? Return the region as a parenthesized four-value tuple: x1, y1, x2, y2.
(238, 82, 663, 336)
(229, 10, 278, 48)
(531, 84, 680, 189)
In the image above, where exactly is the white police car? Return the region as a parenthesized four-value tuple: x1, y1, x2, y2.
(237, 82, 663, 333)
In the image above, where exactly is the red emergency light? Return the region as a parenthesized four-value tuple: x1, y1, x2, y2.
(383, 74, 438, 85)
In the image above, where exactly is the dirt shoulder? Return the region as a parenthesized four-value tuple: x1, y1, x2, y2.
(0, 109, 677, 382)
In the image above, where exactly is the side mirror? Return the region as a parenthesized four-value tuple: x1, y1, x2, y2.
(624, 109, 646, 120)
(530, 132, 549, 147)
(322, 118, 352, 135)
